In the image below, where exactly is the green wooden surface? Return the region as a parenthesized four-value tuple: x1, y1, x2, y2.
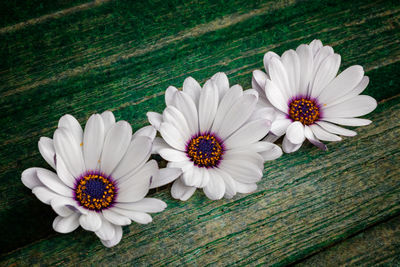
(0, 0, 399, 265)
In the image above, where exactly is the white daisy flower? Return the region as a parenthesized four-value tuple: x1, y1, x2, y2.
(147, 72, 282, 201)
(252, 39, 377, 153)
(21, 111, 179, 247)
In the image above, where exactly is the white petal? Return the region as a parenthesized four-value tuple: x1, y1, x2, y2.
(56, 155, 75, 188)
(100, 225, 122, 248)
(133, 125, 156, 141)
(235, 181, 257, 194)
(79, 212, 102, 231)
(152, 137, 170, 154)
(112, 136, 152, 180)
(326, 76, 370, 107)
(183, 76, 201, 105)
(265, 79, 289, 114)
(223, 149, 264, 170)
(199, 79, 219, 132)
(100, 121, 132, 175)
(182, 166, 201, 187)
(219, 159, 262, 183)
(214, 168, 236, 198)
(296, 44, 314, 96)
(282, 135, 302, 153)
(113, 209, 152, 224)
(249, 107, 276, 123)
(149, 167, 182, 189)
(198, 167, 210, 188)
(286, 121, 305, 144)
(173, 91, 199, 133)
(312, 46, 334, 77)
(32, 186, 59, 204)
(258, 143, 283, 161)
(270, 118, 292, 136)
(163, 106, 191, 141)
(216, 94, 258, 139)
(117, 160, 157, 202)
(211, 72, 230, 100)
(268, 57, 291, 99)
(101, 111, 116, 135)
(281, 49, 300, 96)
(203, 169, 225, 200)
(171, 178, 196, 201)
(224, 119, 271, 149)
(51, 197, 75, 217)
(167, 160, 193, 172)
(102, 209, 131, 226)
(322, 95, 377, 118)
(21, 168, 43, 189)
(318, 65, 364, 104)
(36, 169, 72, 197)
(310, 54, 341, 98)
(263, 51, 279, 74)
(304, 126, 327, 150)
(309, 39, 323, 55)
(322, 117, 372, 126)
(53, 214, 80, 234)
(147, 112, 163, 131)
(310, 124, 342, 141)
(95, 216, 115, 240)
(115, 198, 167, 213)
(83, 114, 105, 171)
(58, 114, 83, 144)
(211, 84, 243, 134)
(53, 127, 85, 178)
(159, 122, 186, 151)
(317, 121, 357, 137)
(252, 70, 269, 98)
(165, 86, 178, 106)
(38, 137, 56, 169)
(159, 148, 188, 162)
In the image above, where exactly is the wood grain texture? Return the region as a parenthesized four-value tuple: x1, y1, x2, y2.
(0, 0, 399, 265)
(296, 215, 400, 266)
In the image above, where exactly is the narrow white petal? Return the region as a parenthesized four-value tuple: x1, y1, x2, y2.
(263, 51, 280, 75)
(32, 186, 59, 204)
(100, 121, 132, 175)
(152, 137, 170, 154)
(173, 91, 199, 133)
(219, 160, 262, 183)
(252, 69, 269, 98)
(249, 107, 276, 123)
(159, 122, 186, 151)
(235, 181, 257, 194)
(203, 169, 225, 200)
(312, 45, 334, 77)
(265, 79, 289, 114)
(310, 124, 342, 141)
(310, 54, 341, 98)
(317, 121, 357, 137)
(58, 114, 83, 144)
(322, 95, 377, 118)
(115, 198, 167, 213)
(83, 114, 105, 171)
(102, 209, 131, 226)
(133, 125, 156, 141)
(214, 168, 236, 198)
(286, 121, 305, 144)
(211, 84, 243, 134)
(56, 155, 75, 188)
(309, 39, 323, 55)
(167, 160, 194, 172)
(326, 76, 370, 107)
(270, 118, 291, 136)
(296, 44, 314, 96)
(281, 49, 300, 96)
(216, 94, 258, 139)
(147, 112, 163, 130)
(163, 106, 191, 141)
(95, 216, 115, 240)
(224, 119, 271, 149)
(199, 79, 219, 132)
(268, 57, 291, 99)
(150, 167, 182, 189)
(282, 135, 302, 153)
(100, 225, 122, 248)
(101, 111, 116, 135)
(38, 137, 56, 169)
(36, 169, 72, 197)
(112, 136, 152, 180)
(21, 168, 43, 189)
(322, 117, 372, 126)
(159, 148, 188, 162)
(50, 195, 87, 216)
(171, 178, 196, 201)
(223, 149, 264, 170)
(183, 76, 202, 105)
(79, 212, 102, 231)
(113, 209, 152, 224)
(53, 127, 85, 178)
(199, 167, 210, 188)
(211, 72, 230, 100)
(165, 86, 178, 106)
(258, 143, 283, 161)
(182, 166, 201, 187)
(304, 126, 327, 150)
(318, 65, 364, 104)
(53, 214, 80, 234)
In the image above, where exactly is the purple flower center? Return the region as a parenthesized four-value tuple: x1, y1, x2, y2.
(186, 133, 224, 168)
(288, 97, 320, 125)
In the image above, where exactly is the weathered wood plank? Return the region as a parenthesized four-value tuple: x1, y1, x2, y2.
(296, 215, 400, 266)
(0, 0, 399, 264)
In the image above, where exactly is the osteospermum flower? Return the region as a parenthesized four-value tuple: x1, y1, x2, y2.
(21, 111, 179, 247)
(147, 72, 282, 201)
(252, 39, 377, 153)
